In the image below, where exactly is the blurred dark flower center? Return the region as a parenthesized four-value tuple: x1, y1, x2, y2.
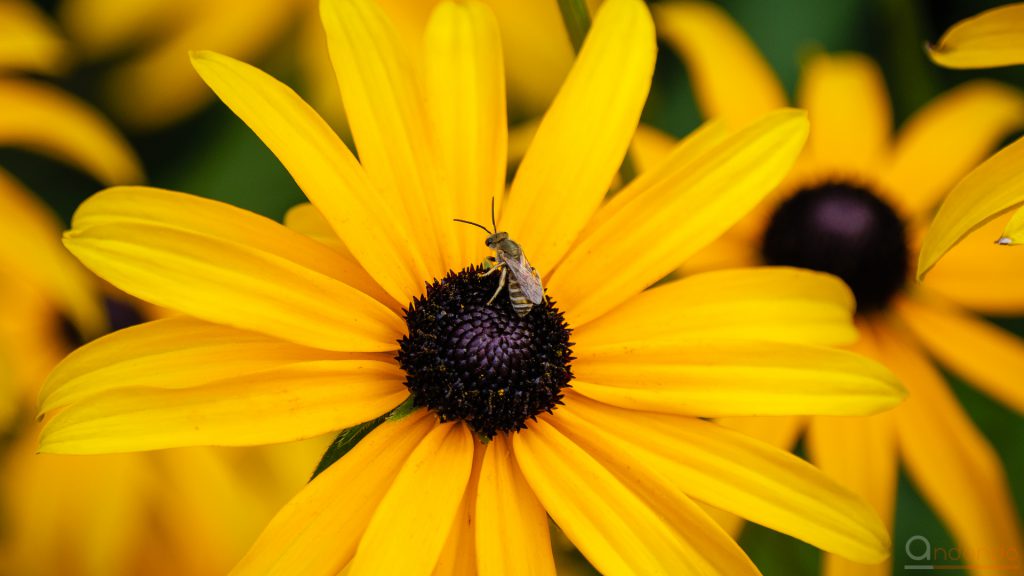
(396, 266, 573, 440)
(58, 296, 145, 349)
(760, 182, 908, 313)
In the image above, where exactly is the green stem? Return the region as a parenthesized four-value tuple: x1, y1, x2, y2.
(556, 0, 592, 53)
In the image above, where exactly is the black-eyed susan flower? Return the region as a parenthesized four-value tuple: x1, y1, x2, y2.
(56, 0, 578, 130)
(919, 3, 1024, 271)
(656, 2, 1024, 575)
(40, 0, 906, 572)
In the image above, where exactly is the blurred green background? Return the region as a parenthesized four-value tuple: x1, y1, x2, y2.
(4, 1, 1023, 575)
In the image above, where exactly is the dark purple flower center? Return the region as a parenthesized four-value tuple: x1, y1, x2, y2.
(58, 296, 146, 349)
(761, 182, 909, 313)
(396, 266, 573, 439)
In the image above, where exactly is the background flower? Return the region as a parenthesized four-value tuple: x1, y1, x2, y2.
(651, 2, 1024, 575)
(54, 0, 584, 131)
(0, 7, 327, 574)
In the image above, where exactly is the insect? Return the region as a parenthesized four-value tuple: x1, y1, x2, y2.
(454, 200, 544, 317)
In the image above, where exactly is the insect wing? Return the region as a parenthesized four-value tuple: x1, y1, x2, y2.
(499, 250, 544, 305)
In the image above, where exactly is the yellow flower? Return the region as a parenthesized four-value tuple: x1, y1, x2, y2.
(40, 0, 906, 572)
(0, 97, 288, 576)
(656, 2, 1024, 574)
(918, 2, 1024, 272)
(56, 0, 578, 130)
(0, 0, 142, 418)
(0, 7, 311, 573)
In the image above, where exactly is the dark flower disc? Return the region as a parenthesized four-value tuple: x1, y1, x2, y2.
(57, 296, 146, 349)
(761, 182, 909, 313)
(396, 266, 574, 439)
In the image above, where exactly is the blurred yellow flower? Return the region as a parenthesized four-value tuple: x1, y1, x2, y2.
(656, 2, 1024, 575)
(0, 6, 316, 573)
(37, 0, 909, 572)
(57, 0, 580, 131)
(918, 3, 1024, 273)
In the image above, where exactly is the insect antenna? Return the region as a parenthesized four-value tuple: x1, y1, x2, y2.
(490, 197, 497, 234)
(453, 218, 492, 235)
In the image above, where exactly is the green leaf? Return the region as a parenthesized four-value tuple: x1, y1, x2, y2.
(385, 395, 417, 422)
(309, 416, 386, 481)
(309, 395, 419, 481)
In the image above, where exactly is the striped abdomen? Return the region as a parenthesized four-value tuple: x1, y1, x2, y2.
(508, 277, 534, 317)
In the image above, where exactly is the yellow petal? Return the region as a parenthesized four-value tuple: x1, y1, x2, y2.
(485, 0, 574, 117)
(500, 0, 656, 274)
(424, 0, 507, 268)
(515, 415, 758, 575)
(0, 169, 106, 340)
(506, 118, 539, 168)
(808, 412, 898, 576)
(548, 109, 809, 326)
(0, 0, 67, 75)
(797, 52, 891, 174)
(629, 123, 679, 173)
(348, 422, 474, 575)
(283, 202, 349, 253)
(56, 0, 183, 60)
(581, 119, 731, 234)
(921, 212, 1024, 314)
(320, 0, 452, 277)
(100, 0, 298, 131)
(880, 80, 1024, 217)
(717, 415, 806, 452)
(572, 340, 903, 416)
(573, 266, 856, 352)
(39, 360, 408, 454)
(560, 393, 892, 564)
(233, 410, 435, 576)
(654, 0, 787, 129)
(806, 323, 898, 573)
(0, 79, 142, 185)
(38, 316, 365, 416)
(74, 187, 395, 307)
(476, 435, 556, 576)
(895, 295, 1024, 414)
(927, 3, 1024, 69)
(65, 193, 404, 353)
(433, 444, 482, 576)
(679, 230, 761, 274)
(191, 50, 427, 304)
(918, 133, 1024, 278)
(1001, 205, 1024, 243)
(873, 322, 1024, 567)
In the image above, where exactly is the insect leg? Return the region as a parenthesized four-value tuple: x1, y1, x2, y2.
(487, 267, 507, 305)
(481, 260, 502, 277)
